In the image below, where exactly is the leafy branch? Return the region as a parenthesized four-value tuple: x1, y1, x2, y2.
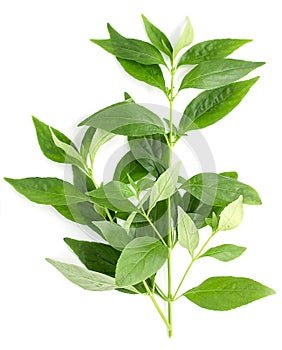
(4, 15, 274, 338)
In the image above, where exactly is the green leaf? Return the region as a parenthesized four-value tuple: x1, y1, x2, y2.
(88, 128, 115, 165)
(91, 24, 165, 65)
(113, 151, 148, 184)
(128, 134, 170, 177)
(53, 202, 102, 227)
(4, 177, 88, 205)
(205, 212, 218, 231)
(80, 127, 96, 162)
(93, 221, 132, 251)
(32, 116, 73, 163)
(219, 171, 238, 180)
(117, 58, 166, 92)
(79, 101, 165, 137)
(149, 162, 181, 210)
(142, 15, 172, 55)
(178, 39, 252, 66)
(72, 165, 95, 193)
(181, 173, 261, 206)
(64, 238, 120, 277)
(200, 244, 246, 262)
(177, 207, 199, 257)
(184, 276, 275, 310)
(115, 237, 168, 287)
(124, 92, 133, 101)
(50, 129, 85, 170)
(179, 59, 264, 90)
(88, 181, 139, 213)
(173, 16, 194, 57)
(217, 196, 244, 231)
(178, 77, 259, 133)
(46, 258, 116, 291)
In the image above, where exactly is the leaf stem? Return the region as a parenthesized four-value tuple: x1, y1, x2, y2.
(172, 231, 215, 299)
(143, 281, 171, 331)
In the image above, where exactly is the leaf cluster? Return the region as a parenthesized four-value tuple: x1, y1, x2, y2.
(4, 15, 274, 336)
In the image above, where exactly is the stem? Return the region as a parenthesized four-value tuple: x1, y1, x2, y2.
(143, 281, 171, 331)
(173, 231, 215, 299)
(141, 210, 167, 246)
(166, 59, 175, 338)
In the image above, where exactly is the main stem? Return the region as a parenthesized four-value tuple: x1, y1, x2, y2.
(166, 62, 175, 338)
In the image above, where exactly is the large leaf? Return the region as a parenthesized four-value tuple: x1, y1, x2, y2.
(4, 177, 88, 205)
(217, 196, 244, 231)
(142, 15, 172, 55)
(93, 221, 132, 250)
(179, 59, 264, 90)
(46, 258, 116, 291)
(113, 151, 148, 184)
(178, 77, 259, 133)
(200, 244, 246, 262)
(88, 181, 139, 213)
(91, 24, 165, 65)
(184, 276, 275, 310)
(115, 237, 168, 287)
(128, 134, 169, 177)
(181, 173, 261, 206)
(178, 39, 251, 66)
(32, 116, 73, 163)
(117, 58, 166, 92)
(64, 238, 120, 277)
(79, 101, 165, 137)
(173, 16, 194, 57)
(149, 163, 181, 210)
(177, 207, 199, 257)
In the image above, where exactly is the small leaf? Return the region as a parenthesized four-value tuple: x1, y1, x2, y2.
(88, 128, 115, 165)
(184, 276, 275, 310)
(64, 238, 120, 277)
(149, 162, 181, 210)
(79, 101, 165, 137)
(93, 221, 132, 251)
(32, 116, 72, 163)
(113, 151, 148, 184)
(205, 212, 218, 231)
(80, 127, 96, 162)
(177, 207, 199, 257)
(115, 237, 168, 287)
(88, 181, 139, 213)
(4, 177, 88, 205)
(178, 38, 252, 66)
(124, 211, 137, 233)
(217, 196, 244, 231)
(200, 244, 246, 262)
(219, 171, 238, 180)
(181, 173, 261, 206)
(142, 15, 172, 55)
(46, 258, 116, 291)
(173, 16, 194, 57)
(179, 59, 264, 90)
(117, 58, 166, 92)
(50, 129, 85, 170)
(178, 77, 259, 133)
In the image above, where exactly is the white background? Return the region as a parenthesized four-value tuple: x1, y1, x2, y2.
(1, 0, 281, 349)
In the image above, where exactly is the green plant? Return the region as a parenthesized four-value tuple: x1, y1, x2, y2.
(4, 16, 275, 337)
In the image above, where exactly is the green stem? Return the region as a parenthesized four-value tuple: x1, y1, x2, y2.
(141, 210, 167, 246)
(143, 281, 171, 330)
(166, 60, 175, 338)
(173, 231, 215, 299)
